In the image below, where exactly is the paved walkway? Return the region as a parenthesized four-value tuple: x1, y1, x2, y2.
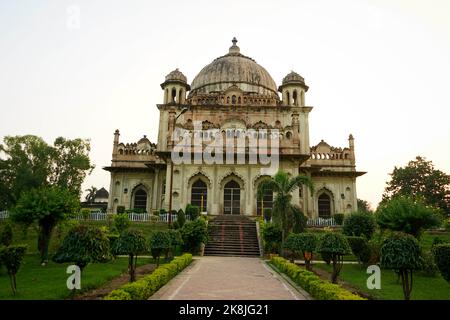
(150, 256, 310, 300)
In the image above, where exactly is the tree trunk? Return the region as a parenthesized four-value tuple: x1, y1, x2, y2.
(401, 269, 413, 300)
(129, 254, 135, 282)
(38, 223, 54, 265)
(8, 272, 16, 295)
(331, 255, 343, 284)
(304, 252, 312, 271)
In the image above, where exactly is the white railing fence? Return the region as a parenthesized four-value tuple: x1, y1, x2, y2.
(0, 211, 9, 219)
(74, 212, 188, 223)
(307, 217, 336, 227)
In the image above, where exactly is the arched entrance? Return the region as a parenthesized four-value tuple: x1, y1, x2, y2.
(318, 193, 332, 218)
(133, 188, 148, 212)
(224, 180, 240, 215)
(256, 189, 273, 216)
(191, 179, 207, 212)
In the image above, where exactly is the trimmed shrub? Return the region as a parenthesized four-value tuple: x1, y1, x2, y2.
(0, 245, 28, 294)
(381, 232, 422, 300)
(53, 225, 111, 272)
(116, 206, 125, 214)
(113, 213, 130, 234)
(343, 212, 376, 239)
(166, 229, 183, 260)
(185, 204, 200, 220)
(376, 196, 441, 239)
(111, 229, 148, 282)
(262, 223, 282, 254)
(418, 250, 439, 277)
(80, 208, 91, 220)
(334, 213, 345, 226)
(149, 231, 170, 266)
(180, 218, 208, 254)
(159, 208, 167, 216)
(177, 209, 186, 228)
(346, 236, 371, 264)
(432, 243, 450, 282)
(318, 232, 351, 283)
(321, 251, 332, 265)
(0, 222, 13, 246)
(104, 253, 193, 300)
(270, 256, 365, 300)
(283, 233, 317, 270)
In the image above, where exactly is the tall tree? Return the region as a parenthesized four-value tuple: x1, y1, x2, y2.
(357, 199, 372, 213)
(382, 156, 449, 216)
(0, 135, 94, 209)
(258, 171, 314, 252)
(85, 186, 98, 203)
(11, 187, 80, 265)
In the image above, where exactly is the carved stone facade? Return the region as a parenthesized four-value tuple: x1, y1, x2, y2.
(104, 39, 365, 218)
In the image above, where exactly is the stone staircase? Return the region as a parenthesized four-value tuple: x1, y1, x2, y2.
(204, 215, 260, 257)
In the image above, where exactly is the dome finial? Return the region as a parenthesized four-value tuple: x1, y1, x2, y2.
(229, 37, 240, 54)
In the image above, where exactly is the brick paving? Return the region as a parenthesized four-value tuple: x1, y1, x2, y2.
(150, 256, 310, 300)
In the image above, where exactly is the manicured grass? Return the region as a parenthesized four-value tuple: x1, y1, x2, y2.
(314, 263, 450, 300)
(0, 254, 152, 300)
(420, 231, 450, 251)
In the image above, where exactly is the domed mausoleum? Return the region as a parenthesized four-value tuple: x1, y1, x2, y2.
(105, 38, 365, 220)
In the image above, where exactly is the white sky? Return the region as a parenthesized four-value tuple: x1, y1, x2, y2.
(1, 0, 449, 210)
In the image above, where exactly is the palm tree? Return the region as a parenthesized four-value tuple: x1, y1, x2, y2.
(85, 186, 97, 204)
(258, 171, 314, 252)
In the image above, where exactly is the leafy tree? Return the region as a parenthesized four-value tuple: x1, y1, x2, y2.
(261, 223, 282, 254)
(0, 221, 13, 246)
(166, 229, 183, 260)
(149, 230, 170, 266)
(382, 156, 450, 216)
(11, 186, 79, 265)
(176, 209, 186, 228)
(53, 225, 111, 274)
(318, 232, 351, 283)
(111, 229, 147, 282)
(0, 245, 27, 294)
(343, 212, 376, 239)
(180, 218, 208, 255)
(185, 204, 200, 220)
(0, 135, 94, 210)
(85, 186, 97, 203)
(346, 236, 371, 265)
(432, 244, 450, 282)
(113, 213, 131, 234)
(258, 171, 313, 253)
(380, 232, 422, 300)
(291, 206, 307, 233)
(284, 233, 317, 270)
(376, 196, 441, 239)
(357, 199, 372, 213)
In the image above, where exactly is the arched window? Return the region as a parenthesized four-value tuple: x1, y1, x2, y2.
(318, 193, 331, 218)
(232, 95, 237, 104)
(227, 96, 230, 104)
(191, 180, 207, 212)
(286, 131, 292, 139)
(238, 97, 241, 104)
(179, 89, 183, 104)
(286, 91, 290, 105)
(171, 88, 177, 103)
(257, 188, 273, 216)
(293, 90, 298, 106)
(133, 188, 147, 211)
(224, 180, 240, 215)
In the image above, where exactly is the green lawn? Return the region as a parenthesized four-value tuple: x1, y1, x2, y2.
(314, 263, 450, 300)
(0, 254, 151, 300)
(0, 220, 170, 300)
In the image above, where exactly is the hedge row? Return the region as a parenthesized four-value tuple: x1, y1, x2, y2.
(104, 253, 193, 300)
(270, 256, 365, 300)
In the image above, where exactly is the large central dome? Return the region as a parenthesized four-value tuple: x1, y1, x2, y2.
(189, 38, 278, 98)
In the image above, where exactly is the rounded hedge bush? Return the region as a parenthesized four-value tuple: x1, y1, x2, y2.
(346, 236, 371, 264)
(343, 212, 376, 239)
(433, 243, 450, 282)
